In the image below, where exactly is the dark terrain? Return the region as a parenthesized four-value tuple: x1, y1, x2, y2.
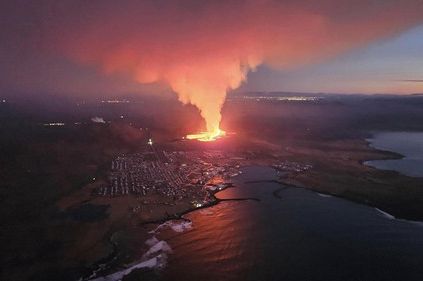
(1, 93, 423, 280)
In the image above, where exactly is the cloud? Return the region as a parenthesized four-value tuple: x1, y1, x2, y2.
(397, 80, 423, 83)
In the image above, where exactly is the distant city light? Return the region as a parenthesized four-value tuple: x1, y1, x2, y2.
(91, 116, 106, 123)
(101, 99, 130, 103)
(241, 96, 321, 102)
(43, 122, 65, 126)
(148, 138, 153, 145)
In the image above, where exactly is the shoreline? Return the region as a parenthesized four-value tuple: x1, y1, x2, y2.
(363, 137, 423, 178)
(83, 181, 249, 280)
(86, 160, 423, 280)
(85, 133, 423, 281)
(361, 135, 405, 172)
(358, 136, 404, 166)
(280, 134, 423, 222)
(276, 178, 423, 224)
(85, 135, 419, 279)
(374, 208, 423, 226)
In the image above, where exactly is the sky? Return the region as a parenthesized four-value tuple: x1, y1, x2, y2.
(241, 25, 423, 94)
(1, 0, 423, 99)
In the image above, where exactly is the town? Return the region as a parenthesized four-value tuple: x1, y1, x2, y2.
(96, 143, 242, 202)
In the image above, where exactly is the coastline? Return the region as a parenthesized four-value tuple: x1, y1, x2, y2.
(361, 135, 404, 172)
(83, 182, 242, 280)
(360, 137, 404, 165)
(278, 136, 423, 222)
(84, 133, 423, 281)
(86, 157, 423, 281)
(364, 133, 423, 178)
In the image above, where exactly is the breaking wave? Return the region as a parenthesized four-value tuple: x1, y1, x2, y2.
(89, 219, 193, 280)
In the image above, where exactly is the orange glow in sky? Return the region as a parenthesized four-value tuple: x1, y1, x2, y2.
(44, 1, 423, 135)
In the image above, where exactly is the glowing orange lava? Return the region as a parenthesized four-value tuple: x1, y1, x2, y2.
(186, 128, 226, 142)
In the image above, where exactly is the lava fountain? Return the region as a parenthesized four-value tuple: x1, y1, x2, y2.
(186, 128, 226, 142)
(166, 59, 254, 142)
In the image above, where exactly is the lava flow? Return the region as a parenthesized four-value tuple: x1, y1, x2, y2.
(186, 128, 226, 142)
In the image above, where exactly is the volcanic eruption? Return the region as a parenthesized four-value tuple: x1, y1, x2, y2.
(40, 0, 423, 140)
